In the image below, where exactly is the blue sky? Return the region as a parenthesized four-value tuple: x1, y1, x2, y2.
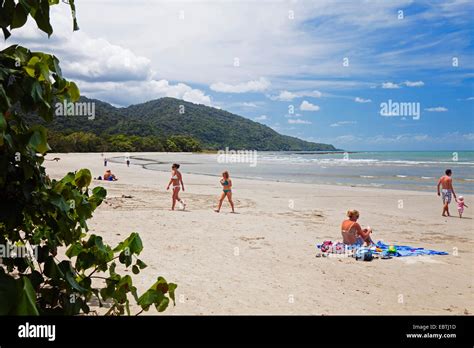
(3, 0, 473, 150)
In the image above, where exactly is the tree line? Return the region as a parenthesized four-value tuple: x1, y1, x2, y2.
(48, 131, 202, 152)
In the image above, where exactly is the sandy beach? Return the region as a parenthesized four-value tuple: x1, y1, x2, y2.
(44, 152, 474, 315)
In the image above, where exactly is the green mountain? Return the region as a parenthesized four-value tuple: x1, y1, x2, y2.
(28, 96, 337, 151)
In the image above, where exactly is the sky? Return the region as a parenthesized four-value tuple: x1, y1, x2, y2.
(3, 0, 474, 151)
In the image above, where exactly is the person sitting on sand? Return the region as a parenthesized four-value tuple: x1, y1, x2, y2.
(341, 209, 373, 246)
(166, 163, 186, 210)
(103, 169, 118, 181)
(215, 171, 235, 213)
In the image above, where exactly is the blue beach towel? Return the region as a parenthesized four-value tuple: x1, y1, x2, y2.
(375, 241, 448, 257)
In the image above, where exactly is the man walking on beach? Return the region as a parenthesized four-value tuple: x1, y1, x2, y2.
(437, 169, 457, 217)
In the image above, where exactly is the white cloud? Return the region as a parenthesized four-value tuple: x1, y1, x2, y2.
(1, 6, 212, 107)
(425, 106, 448, 112)
(242, 102, 258, 107)
(354, 97, 372, 103)
(330, 121, 357, 127)
(270, 90, 322, 101)
(303, 90, 323, 98)
(210, 77, 270, 93)
(300, 100, 320, 111)
(466, 97, 474, 100)
(382, 82, 400, 89)
(254, 115, 268, 121)
(78, 79, 212, 107)
(404, 80, 425, 87)
(271, 90, 298, 101)
(288, 119, 312, 124)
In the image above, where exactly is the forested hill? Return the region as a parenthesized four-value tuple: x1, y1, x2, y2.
(28, 96, 337, 151)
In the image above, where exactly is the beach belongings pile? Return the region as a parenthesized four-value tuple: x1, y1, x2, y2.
(316, 240, 448, 260)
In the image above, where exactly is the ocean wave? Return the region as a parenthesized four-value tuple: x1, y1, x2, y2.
(258, 156, 474, 166)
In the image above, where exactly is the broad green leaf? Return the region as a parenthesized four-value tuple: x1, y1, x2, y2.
(136, 259, 147, 270)
(15, 277, 39, 315)
(0, 85, 11, 109)
(118, 251, 132, 267)
(28, 126, 49, 153)
(168, 283, 177, 304)
(155, 276, 169, 294)
(66, 243, 83, 258)
(0, 269, 17, 315)
(44, 257, 62, 279)
(65, 271, 87, 293)
(74, 168, 92, 188)
(11, 3, 28, 29)
(27, 56, 41, 67)
(31, 81, 43, 102)
(137, 289, 161, 309)
(1, 27, 11, 40)
(23, 66, 35, 77)
(31, 0, 53, 37)
(156, 296, 169, 312)
(67, 81, 80, 101)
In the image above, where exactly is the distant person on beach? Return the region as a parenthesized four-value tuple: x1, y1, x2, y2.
(126, 159, 130, 167)
(166, 163, 186, 210)
(103, 169, 117, 181)
(104, 157, 108, 166)
(215, 171, 235, 213)
(437, 169, 457, 217)
(457, 196, 468, 218)
(341, 210, 373, 246)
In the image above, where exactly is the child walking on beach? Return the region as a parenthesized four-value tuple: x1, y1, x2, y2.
(215, 171, 235, 213)
(456, 196, 468, 218)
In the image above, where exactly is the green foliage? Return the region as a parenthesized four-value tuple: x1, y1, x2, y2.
(46, 131, 200, 152)
(167, 135, 201, 152)
(0, 0, 176, 315)
(24, 96, 337, 151)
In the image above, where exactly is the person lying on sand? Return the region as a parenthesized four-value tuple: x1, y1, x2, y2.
(103, 169, 118, 181)
(166, 163, 186, 210)
(215, 171, 235, 213)
(341, 209, 373, 246)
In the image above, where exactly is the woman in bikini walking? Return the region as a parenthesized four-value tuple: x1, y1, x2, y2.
(166, 163, 186, 210)
(215, 171, 235, 213)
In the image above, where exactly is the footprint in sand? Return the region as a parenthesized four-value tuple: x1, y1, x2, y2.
(239, 236, 266, 250)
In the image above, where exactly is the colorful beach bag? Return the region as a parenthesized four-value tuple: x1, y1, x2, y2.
(320, 240, 333, 252)
(355, 247, 373, 261)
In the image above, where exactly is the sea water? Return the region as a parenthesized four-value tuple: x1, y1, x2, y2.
(112, 151, 474, 194)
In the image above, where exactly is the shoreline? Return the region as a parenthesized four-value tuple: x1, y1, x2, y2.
(102, 153, 473, 195)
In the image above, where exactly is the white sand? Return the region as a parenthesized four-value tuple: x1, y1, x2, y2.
(44, 153, 473, 315)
